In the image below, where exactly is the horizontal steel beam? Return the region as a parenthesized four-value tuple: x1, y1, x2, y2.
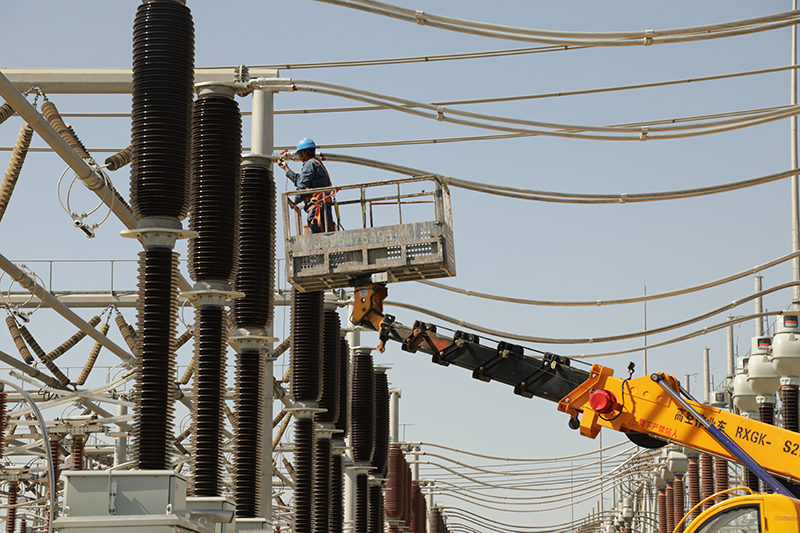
(1, 67, 279, 94)
(5, 290, 292, 308)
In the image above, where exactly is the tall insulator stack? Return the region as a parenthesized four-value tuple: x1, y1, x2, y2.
(314, 308, 342, 533)
(290, 289, 324, 533)
(700, 454, 714, 511)
(369, 368, 389, 533)
(733, 352, 761, 492)
(666, 449, 687, 533)
(330, 337, 350, 533)
(430, 507, 445, 533)
(411, 482, 424, 533)
(6, 480, 18, 533)
(186, 82, 241, 497)
(684, 448, 702, 522)
(127, 0, 194, 472)
(386, 445, 404, 531)
(71, 435, 86, 470)
(657, 487, 667, 533)
(713, 457, 728, 502)
(230, 152, 276, 518)
(772, 315, 800, 478)
(351, 348, 376, 533)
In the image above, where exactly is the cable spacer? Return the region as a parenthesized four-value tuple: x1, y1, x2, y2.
(619, 193, 627, 204)
(415, 10, 426, 25)
(644, 29, 654, 46)
(639, 126, 648, 141)
(437, 106, 445, 121)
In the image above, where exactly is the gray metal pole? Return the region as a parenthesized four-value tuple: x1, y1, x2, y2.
(643, 280, 647, 376)
(727, 316, 735, 387)
(793, 0, 800, 309)
(684, 374, 691, 396)
(114, 403, 128, 466)
(755, 275, 764, 336)
(389, 388, 402, 444)
(703, 348, 711, 404)
(251, 88, 276, 526)
(344, 305, 359, 533)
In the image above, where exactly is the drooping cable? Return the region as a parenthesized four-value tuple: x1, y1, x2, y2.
(311, 0, 800, 46)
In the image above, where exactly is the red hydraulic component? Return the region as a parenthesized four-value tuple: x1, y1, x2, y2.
(588, 389, 622, 414)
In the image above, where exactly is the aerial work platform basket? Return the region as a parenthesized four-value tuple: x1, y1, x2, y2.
(282, 175, 456, 292)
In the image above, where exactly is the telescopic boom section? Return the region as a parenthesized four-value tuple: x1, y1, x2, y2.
(355, 283, 800, 488)
(352, 283, 589, 405)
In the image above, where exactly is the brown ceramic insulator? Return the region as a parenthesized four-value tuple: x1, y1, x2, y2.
(71, 435, 85, 470)
(411, 482, 421, 533)
(335, 338, 350, 439)
(314, 435, 332, 533)
(316, 310, 341, 425)
(105, 145, 133, 171)
(17, 323, 45, 361)
(700, 453, 714, 511)
(291, 289, 324, 402)
(6, 480, 17, 533)
(688, 458, 701, 520)
(386, 445, 403, 518)
(0, 103, 13, 126)
(430, 508, 441, 533)
(131, 0, 194, 220)
(745, 467, 760, 493)
(402, 461, 412, 527)
(18, 518, 25, 533)
(115, 314, 138, 354)
(781, 385, 800, 433)
(0, 123, 34, 224)
(41, 101, 90, 159)
(355, 473, 369, 533)
(657, 489, 666, 533)
(0, 391, 6, 459)
(759, 402, 774, 426)
(388, 526, 401, 533)
(6, 315, 33, 364)
(273, 410, 287, 428)
(235, 348, 263, 517)
(273, 413, 292, 449)
(50, 438, 61, 492)
(714, 457, 728, 501)
(42, 357, 72, 387)
(188, 95, 241, 282)
(673, 476, 684, 533)
(133, 248, 178, 470)
(331, 453, 344, 533)
(372, 370, 389, 478)
(192, 306, 226, 497)
(294, 417, 316, 533)
(232, 164, 276, 329)
(174, 328, 194, 351)
(45, 315, 102, 363)
(368, 483, 383, 533)
(665, 484, 674, 533)
(180, 351, 197, 386)
(78, 321, 111, 385)
(351, 351, 375, 464)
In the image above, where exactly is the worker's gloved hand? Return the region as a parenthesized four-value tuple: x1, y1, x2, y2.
(277, 159, 289, 171)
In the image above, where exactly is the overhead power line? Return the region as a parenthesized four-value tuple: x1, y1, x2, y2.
(311, 0, 800, 46)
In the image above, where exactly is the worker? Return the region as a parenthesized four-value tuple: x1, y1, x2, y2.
(277, 137, 336, 234)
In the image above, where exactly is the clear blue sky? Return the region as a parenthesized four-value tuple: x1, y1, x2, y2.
(1, 0, 797, 528)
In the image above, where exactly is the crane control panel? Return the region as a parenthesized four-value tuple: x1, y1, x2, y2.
(282, 175, 456, 292)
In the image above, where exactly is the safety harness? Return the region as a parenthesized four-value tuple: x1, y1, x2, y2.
(303, 158, 341, 232)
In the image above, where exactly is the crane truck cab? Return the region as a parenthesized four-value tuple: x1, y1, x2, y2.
(685, 493, 800, 533)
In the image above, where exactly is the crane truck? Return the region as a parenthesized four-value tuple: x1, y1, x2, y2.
(350, 281, 800, 533)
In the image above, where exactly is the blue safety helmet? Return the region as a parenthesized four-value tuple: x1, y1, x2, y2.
(296, 138, 317, 152)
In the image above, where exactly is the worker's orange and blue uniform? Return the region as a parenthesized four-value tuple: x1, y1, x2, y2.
(285, 158, 335, 233)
